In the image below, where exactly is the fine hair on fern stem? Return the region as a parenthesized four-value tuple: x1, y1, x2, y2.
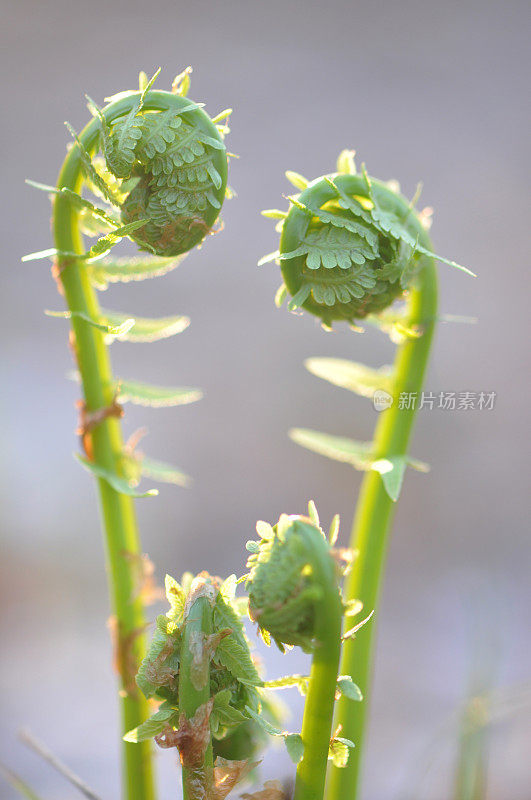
(24, 68, 230, 800)
(261, 151, 473, 800)
(245, 508, 347, 800)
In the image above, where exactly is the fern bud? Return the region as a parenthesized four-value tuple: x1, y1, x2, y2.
(261, 155, 456, 327)
(246, 514, 339, 653)
(89, 70, 229, 257)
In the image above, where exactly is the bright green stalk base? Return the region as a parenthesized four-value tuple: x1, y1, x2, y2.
(326, 194, 438, 800)
(294, 524, 343, 800)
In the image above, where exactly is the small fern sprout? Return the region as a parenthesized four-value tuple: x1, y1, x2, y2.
(260, 150, 473, 328)
(246, 512, 340, 653)
(246, 506, 359, 800)
(246, 521, 318, 653)
(126, 571, 283, 799)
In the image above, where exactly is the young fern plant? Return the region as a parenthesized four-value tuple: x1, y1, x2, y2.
(261, 151, 474, 800)
(128, 503, 362, 800)
(245, 505, 369, 800)
(125, 569, 282, 799)
(24, 68, 231, 800)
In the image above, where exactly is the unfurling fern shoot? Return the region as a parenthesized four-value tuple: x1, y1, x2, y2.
(261, 152, 473, 800)
(245, 507, 357, 800)
(24, 69, 231, 800)
(125, 571, 276, 800)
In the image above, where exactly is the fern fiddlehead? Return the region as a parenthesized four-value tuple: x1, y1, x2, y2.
(246, 509, 347, 800)
(25, 69, 230, 800)
(262, 151, 470, 327)
(262, 153, 472, 800)
(88, 70, 228, 257)
(126, 571, 269, 800)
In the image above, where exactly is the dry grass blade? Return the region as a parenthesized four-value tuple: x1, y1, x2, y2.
(0, 762, 44, 800)
(19, 730, 103, 800)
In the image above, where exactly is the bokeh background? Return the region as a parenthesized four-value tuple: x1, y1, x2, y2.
(1, 0, 530, 797)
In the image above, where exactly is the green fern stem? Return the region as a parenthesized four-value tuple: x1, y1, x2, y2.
(325, 187, 438, 800)
(52, 91, 201, 800)
(178, 587, 215, 800)
(294, 524, 343, 800)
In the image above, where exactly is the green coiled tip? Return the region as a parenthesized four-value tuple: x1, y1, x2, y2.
(86, 69, 229, 258)
(261, 151, 448, 327)
(245, 511, 339, 653)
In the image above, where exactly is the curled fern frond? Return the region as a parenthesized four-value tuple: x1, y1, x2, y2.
(261, 153, 472, 327)
(83, 71, 228, 257)
(246, 508, 354, 797)
(129, 572, 277, 764)
(26, 69, 233, 496)
(246, 512, 342, 653)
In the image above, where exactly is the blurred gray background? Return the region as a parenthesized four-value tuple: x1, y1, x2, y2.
(1, 0, 530, 797)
